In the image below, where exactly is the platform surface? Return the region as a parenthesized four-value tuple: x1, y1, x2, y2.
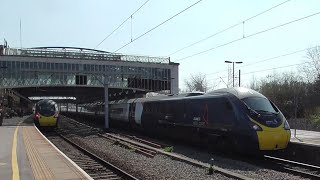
(290, 129, 320, 146)
(0, 116, 92, 180)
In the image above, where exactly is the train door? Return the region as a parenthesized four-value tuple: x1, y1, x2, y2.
(129, 103, 136, 127)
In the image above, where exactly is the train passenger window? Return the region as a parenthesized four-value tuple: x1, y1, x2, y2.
(172, 100, 184, 122)
(225, 101, 233, 111)
(187, 100, 201, 120)
(207, 97, 234, 125)
(158, 102, 165, 114)
(144, 103, 150, 113)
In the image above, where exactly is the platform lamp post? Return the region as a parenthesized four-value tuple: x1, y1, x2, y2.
(224, 61, 242, 87)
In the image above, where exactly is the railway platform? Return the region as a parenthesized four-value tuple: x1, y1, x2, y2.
(0, 116, 92, 180)
(290, 129, 320, 146)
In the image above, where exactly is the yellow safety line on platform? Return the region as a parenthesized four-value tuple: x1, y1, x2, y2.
(12, 126, 20, 180)
(23, 128, 54, 180)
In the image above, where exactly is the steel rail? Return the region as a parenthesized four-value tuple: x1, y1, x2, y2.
(54, 130, 139, 180)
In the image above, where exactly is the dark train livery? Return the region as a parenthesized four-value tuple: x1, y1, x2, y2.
(109, 87, 291, 152)
(34, 99, 60, 127)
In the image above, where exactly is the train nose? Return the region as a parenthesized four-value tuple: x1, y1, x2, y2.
(257, 130, 290, 150)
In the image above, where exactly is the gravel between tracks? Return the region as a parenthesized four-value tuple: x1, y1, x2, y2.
(67, 134, 231, 180)
(170, 144, 309, 180)
(59, 116, 310, 180)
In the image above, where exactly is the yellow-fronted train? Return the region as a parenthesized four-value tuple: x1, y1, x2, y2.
(109, 87, 291, 153)
(34, 99, 59, 127)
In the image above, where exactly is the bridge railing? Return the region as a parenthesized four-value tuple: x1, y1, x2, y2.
(1, 48, 170, 63)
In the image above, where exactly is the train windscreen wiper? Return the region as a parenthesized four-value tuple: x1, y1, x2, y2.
(242, 101, 261, 117)
(256, 110, 279, 115)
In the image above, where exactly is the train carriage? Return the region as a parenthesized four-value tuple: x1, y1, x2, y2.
(109, 87, 291, 153)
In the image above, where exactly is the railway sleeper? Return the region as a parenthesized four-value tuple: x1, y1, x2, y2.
(126, 135, 163, 149)
(107, 139, 155, 157)
(90, 174, 120, 179)
(130, 144, 157, 155)
(80, 164, 104, 168)
(134, 148, 155, 158)
(98, 171, 117, 175)
(72, 159, 99, 163)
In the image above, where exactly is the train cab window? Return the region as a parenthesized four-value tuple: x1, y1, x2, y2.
(37, 103, 56, 116)
(242, 97, 278, 114)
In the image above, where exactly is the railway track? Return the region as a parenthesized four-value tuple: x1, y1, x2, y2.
(62, 116, 164, 158)
(60, 116, 253, 180)
(42, 130, 139, 180)
(62, 114, 320, 179)
(261, 155, 320, 180)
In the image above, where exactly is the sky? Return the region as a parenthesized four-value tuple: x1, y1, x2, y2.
(1, 0, 320, 90)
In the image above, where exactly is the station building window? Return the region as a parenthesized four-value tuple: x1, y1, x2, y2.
(75, 75, 87, 85)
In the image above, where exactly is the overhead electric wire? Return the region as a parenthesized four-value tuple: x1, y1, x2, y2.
(168, 0, 292, 56)
(113, 0, 205, 53)
(243, 0, 292, 22)
(168, 22, 241, 56)
(239, 48, 308, 68)
(208, 62, 310, 81)
(242, 62, 309, 75)
(95, 0, 151, 49)
(176, 11, 320, 62)
(204, 45, 319, 76)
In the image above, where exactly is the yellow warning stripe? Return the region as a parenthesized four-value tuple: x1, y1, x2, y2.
(12, 127, 20, 180)
(23, 128, 54, 180)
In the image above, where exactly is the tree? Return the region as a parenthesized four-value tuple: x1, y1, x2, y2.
(258, 72, 307, 118)
(184, 73, 209, 92)
(248, 74, 260, 91)
(299, 46, 320, 82)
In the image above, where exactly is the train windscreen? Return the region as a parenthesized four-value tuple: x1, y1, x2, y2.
(242, 97, 278, 114)
(242, 97, 282, 127)
(37, 103, 56, 116)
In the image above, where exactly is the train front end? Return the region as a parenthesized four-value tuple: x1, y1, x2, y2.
(239, 89, 291, 151)
(34, 100, 59, 127)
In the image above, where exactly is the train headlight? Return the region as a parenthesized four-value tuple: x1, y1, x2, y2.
(284, 120, 290, 130)
(249, 121, 262, 131)
(35, 114, 41, 119)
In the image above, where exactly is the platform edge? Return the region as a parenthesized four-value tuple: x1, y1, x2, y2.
(33, 124, 93, 180)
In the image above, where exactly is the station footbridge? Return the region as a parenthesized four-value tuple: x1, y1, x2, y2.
(0, 46, 179, 104)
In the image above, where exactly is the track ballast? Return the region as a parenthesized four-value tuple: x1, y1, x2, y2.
(41, 129, 139, 180)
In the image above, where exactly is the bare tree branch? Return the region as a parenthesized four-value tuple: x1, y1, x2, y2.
(299, 46, 320, 82)
(184, 73, 209, 92)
